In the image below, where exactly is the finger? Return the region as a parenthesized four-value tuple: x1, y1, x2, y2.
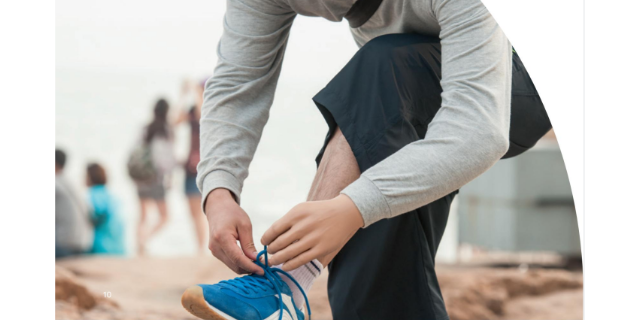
(281, 248, 318, 271)
(267, 227, 301, 254)
(224, 257, 251, 274)
(237, 222, 258, 261)
(220, 235, 264, 275)
(209, 245, 246, 274)
(261, 218, 292, 246)
(219, 251, 248, 274)
(269, 239, 313, 266)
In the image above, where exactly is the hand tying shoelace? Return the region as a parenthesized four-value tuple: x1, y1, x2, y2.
(217, 246, 312, 320)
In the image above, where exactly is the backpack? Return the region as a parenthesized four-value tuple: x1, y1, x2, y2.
(127, 143, 157, 182)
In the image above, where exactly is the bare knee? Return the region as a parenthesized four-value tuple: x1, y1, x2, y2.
(156, 200, 169, 223)
(138, 199, 149, 221)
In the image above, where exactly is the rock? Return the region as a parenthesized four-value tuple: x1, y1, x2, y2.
(499, 269, 583, 297)
(56, 301, 81, 320)
(55, 266, 98, 310)
(438, 268, 583, 320)
(56, 266, 122, 320)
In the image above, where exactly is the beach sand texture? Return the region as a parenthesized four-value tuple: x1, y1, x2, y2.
(56, 256, 582, 320)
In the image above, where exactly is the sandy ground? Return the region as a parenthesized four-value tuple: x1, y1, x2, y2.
(56, 256, 582, 320)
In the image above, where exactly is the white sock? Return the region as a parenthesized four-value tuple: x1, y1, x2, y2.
(275, 259, 323, 310)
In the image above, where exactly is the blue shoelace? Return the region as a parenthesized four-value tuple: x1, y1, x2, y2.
(219, 246, 311, 320)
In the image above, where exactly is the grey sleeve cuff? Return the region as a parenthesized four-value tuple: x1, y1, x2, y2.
(200, 170, 243, 211)
(341, 176, 392, 228)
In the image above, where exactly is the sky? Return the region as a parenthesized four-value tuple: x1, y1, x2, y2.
(56, 0, 359, 76)
(56, 0, 362, 255)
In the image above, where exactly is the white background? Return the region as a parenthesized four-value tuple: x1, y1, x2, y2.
(483, 0, 585, 249)
(483, 0, 587, 269)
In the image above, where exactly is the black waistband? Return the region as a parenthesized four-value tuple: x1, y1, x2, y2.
(345, 0, 383, 28)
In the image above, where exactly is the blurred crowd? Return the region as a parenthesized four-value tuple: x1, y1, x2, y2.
(55, 79, 207, 259)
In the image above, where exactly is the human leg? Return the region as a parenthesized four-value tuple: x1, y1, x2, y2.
(137, 197, 149, 255)
(306, 128, 361, 266)
(311, 33, 455, 320)
(187, 195, 208, 253)
(146, 199, 169, 241)
(185, 175, 208, 252)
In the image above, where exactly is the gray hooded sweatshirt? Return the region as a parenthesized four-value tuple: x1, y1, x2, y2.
(197, 0, 512, 227)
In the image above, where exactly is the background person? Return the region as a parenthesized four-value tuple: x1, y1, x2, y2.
(86, 163, 125, 255)
(174, 80, 208, 253)
(55, 149, 93, 259)
(131, 98, 176, 255)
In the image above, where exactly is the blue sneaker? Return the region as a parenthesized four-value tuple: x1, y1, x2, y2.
(181, 247, 311, 320)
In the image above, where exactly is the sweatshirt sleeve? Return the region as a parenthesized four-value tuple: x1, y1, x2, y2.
(196, 0, 296, 205)
(342, 0, 512, 227)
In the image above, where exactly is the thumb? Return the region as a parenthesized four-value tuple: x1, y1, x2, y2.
(238, 222, 258, 261)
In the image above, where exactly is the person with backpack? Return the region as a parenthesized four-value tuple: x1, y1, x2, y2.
(128, 98, 175, 255)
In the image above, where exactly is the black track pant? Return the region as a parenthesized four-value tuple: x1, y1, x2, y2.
(313, 33, 549, 320)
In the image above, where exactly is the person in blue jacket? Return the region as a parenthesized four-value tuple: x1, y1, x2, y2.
(86, 163, 125, 255)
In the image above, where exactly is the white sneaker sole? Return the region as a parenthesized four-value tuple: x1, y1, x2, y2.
(181, 286, 297, 320)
